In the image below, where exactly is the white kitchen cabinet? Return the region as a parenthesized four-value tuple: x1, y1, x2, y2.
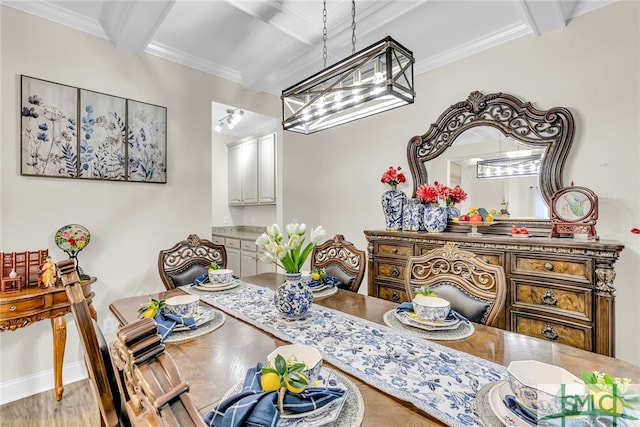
(224, 238, 241, 274)
(228, 133, 275, 206)
(240, 240, 258, 277)
(258, 133, 276, 204)
(227, 145, 244, 205)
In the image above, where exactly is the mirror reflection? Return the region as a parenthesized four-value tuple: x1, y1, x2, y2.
(425, 127, 548, 219)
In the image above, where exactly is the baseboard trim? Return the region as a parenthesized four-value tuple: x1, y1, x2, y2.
(0, 361, 88, 405)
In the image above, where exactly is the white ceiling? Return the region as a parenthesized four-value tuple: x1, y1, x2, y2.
(4, 0, 615, 136)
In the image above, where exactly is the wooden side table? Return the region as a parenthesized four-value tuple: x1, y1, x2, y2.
(0, 277, 96, 400)
(1, 276, 22, 292)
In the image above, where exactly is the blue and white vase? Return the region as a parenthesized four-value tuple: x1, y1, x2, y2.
(274, 273, 314, 319)
(424, 204, 448, 232)
(446, 204, 460, 219)
(381, 186, 407, 231)
(402, 198, 424, 232)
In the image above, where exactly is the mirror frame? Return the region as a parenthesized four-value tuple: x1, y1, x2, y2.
(406, 91, 575, 235)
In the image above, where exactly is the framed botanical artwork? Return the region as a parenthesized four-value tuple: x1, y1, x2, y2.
(21, 76, 78, 177)
(127, 100, 167, 183)
(79, 89, 127, 180)
(20, 75, 167, 183)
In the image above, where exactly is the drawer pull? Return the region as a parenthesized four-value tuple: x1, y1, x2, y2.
(391, 267, 400, 277)
(10, 305, 17, 311)
(541, 291, 558, 306)
(392, 248, 398, 254)
(544, 263, 554, 271)
(391, 291, 400, 302)
(541, 324, 558, 340)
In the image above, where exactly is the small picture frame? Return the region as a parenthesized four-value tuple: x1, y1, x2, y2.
(549, 184, 599, 240)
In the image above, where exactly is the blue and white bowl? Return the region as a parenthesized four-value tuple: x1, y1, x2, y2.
(267, 344, 323, 383)
(208, 268, 233, 284)
(413, 296, 450, 322)
(165, 294, 200, 318)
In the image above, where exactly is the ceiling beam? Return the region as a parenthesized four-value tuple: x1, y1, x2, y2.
(519, 0, 566, 36)
(99, 0, 175, 53)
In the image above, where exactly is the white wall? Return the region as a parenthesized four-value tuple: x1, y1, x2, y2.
(281, 2, 640, 366)
(0, 6, 279, 400)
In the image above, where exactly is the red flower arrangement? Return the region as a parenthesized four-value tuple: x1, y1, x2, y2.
(380, 166, 406, 189)
(416, 181, 468, 206)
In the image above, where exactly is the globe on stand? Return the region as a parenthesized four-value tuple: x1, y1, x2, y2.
(55, 224, 91, 280)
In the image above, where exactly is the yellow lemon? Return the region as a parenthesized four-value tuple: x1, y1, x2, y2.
(285, 374, 307, 394)
(413, 294, 427, 299)
(207, 268, 214, 273)
(142, 307, 156, 318)
(592, 391, 624, 416)
(485, 215, 494, 222)
(260, 372, 281, 392)
(312, 272, 321, 281)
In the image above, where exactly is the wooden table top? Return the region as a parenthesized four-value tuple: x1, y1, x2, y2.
(108, 273, 640, 426)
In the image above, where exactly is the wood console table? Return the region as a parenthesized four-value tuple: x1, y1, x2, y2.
(364, 230, 624, 357)
(0, 277, 96, 400)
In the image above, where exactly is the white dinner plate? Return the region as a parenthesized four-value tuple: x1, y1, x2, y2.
(194, 280, 241, 292)
(221, 367, 349, 427)
(173, 305, 217, 332)
(394, 312, 462, 331)
(488, 381, 530, 427)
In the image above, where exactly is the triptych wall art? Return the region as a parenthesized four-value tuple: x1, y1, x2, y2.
(20, 75, 167, 183)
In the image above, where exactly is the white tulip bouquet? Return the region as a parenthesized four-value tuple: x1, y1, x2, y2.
(255, 222, 326, 274)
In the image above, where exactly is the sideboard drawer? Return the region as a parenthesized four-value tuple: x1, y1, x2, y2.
(375, 242, 413, 258)
(510, 253, 592, 284)
(512, 280, 591, 321)
(0, 296, 46, 315)
(377, 283, 408, 303)
(511, 313, 591, 351)
(374, 260, 407, 283)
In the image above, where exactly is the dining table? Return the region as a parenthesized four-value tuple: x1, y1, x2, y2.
(108, 273, 640, 426)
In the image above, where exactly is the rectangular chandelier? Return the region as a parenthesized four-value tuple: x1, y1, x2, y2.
(476, 154, 542, 179)
(282, 36, 415, 134)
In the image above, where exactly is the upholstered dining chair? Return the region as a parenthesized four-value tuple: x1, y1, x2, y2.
(310, 234, 366, 293)
(404, 242, 507, 326)
(158, 234, 227, 290)
(58, 260, 205, 427)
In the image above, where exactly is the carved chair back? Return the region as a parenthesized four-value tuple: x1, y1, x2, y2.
(111, 318, 206, 426)
(404, 242, 507, 326)
(158, 234, 227, 290)
(310, 234, 366, 293)
(58, 259, 130, 427)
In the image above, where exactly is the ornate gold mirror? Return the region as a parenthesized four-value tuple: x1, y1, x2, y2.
(407, 91, 575, 234)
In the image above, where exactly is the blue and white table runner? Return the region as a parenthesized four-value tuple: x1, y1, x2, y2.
(185, 282, 507, 426)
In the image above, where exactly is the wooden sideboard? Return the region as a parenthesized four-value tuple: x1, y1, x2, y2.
(364, 230, 624, 357)
(0, 277, 96, 400)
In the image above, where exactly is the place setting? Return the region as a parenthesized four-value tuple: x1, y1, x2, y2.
(204, 344, 364, 427)
(138, 294, 226, 343)
(191, 266, 244, 293)
(302, 269, 340, 299)
(383, 287, 475, 340)
(475, 360, 639, 427)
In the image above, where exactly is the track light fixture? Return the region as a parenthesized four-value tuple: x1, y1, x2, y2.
(214, 108, 244, 133)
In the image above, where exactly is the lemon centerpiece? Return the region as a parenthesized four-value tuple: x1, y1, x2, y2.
(413, 285, 437, 298)
(261, 354, 310, 412)
(137, 297, 165, 318)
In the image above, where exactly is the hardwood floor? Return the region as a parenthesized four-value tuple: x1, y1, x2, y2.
(0, 379, 99, 426)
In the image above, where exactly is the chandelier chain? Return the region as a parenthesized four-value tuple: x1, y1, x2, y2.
(351, 0, 356, 54)
(322, 0, 328, 68)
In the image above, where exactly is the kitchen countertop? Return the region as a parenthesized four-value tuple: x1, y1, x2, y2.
(211, 226, 265, 241)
